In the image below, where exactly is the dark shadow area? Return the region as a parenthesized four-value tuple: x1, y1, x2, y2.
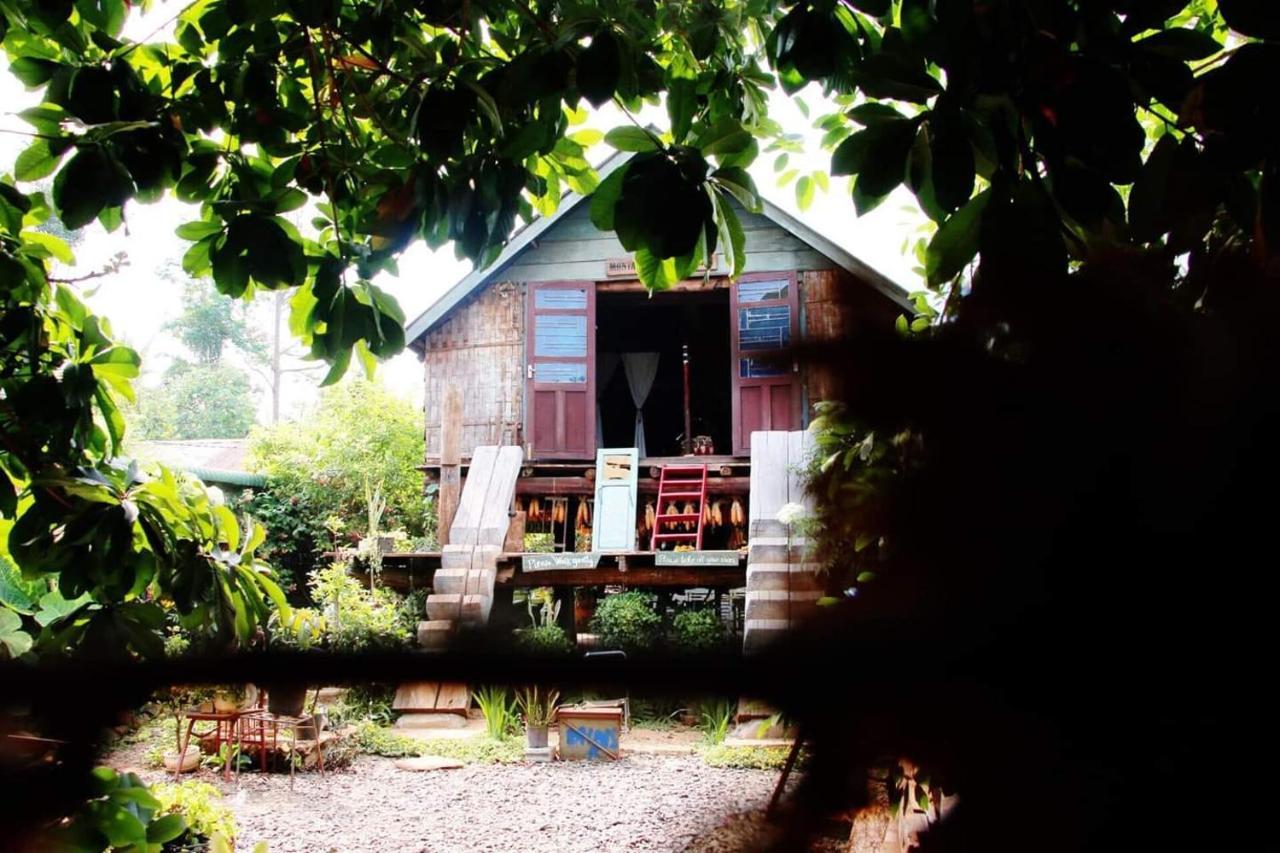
(597, 290, 732, 456)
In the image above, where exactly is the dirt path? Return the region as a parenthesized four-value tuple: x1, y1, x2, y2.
(183, 754, 788, 853)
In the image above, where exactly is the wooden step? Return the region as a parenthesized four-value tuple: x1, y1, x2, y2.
(460, 593, 492, 625)
(417, 620, 454, 650)
(742, 619, 791, 655)
(426, 593, 462, 621)
(432, 568, 468, 595)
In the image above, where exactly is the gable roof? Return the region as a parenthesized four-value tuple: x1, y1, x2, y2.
(406, 149, 910, 350)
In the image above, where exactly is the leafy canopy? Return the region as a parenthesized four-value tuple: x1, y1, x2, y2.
(4, 0, 1279, 662)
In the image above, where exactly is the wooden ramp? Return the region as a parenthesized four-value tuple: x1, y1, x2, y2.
(742, 430, 820, 654)
(398, 445, 522, 718)
(424, 444, 523, 636)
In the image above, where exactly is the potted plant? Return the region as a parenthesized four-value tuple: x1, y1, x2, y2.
(266, 609, 325, 717)
(212, 685, 248, 715)
(516, 685, 560, 750)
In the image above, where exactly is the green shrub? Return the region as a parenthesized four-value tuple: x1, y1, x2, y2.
(670, 608, 727, 653)
(701, 744, 794, 770)
(515, 623, 573, 655)
(352, 721, 523, 763)
(239, 487, 329, 597)
(699, 698, 735, 745)
(153, 780, 237, 844)
(308, 563, 411, 651)
(473, 686, 519, 739)
(325, 684, 397, 728)
(591, 591, 662, 653)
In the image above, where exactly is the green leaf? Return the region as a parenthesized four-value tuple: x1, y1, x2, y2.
(1134, 28, 1223, 61)
(9, 58, 60, 87)
(634, 246, 679, 291)
(925, 188, 991, 286)
(796, 175, 815, 210)
(99, 803, 148, 848)
(1, 557, 41, 615)
(667, 77, 697, 143)
(714, 193, 747, 278)
(0, 611, 34, 658)
(697, 119, 753, 157)
(34, 589, 93, 627)
(53, 149, 134, 230)
(711, 167, 762, 213)
(604, 127, 660, 152)
(145, 813, 187, 844)
(21, 230, 74, 264)
(589, 163, 628, 232)
(175, 220, 224, 240)
(15, 139, 65, 182)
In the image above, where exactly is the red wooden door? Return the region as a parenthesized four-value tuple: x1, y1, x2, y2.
(730, 272, 801, 456)
(526, 281, 596, 459)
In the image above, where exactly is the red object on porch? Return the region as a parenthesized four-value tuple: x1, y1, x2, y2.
(650, 464, 708, 550)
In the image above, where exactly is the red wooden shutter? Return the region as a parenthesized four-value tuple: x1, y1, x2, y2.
(526, 281, 596, 459)
(730, 272, 801, 456)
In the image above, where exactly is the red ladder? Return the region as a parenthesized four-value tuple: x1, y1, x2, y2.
(650, 464, 708, 551)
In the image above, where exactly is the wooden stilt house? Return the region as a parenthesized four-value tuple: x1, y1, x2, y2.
(401, 150, 909, 649)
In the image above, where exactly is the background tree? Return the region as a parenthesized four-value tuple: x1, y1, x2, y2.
(127, 273, 261, 439)
(247, 378, 428, 541)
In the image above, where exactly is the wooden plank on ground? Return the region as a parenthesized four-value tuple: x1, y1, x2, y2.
(393, 682, 440, 711)
(449, 445, 499, 546)
(435, 683, 471, 714)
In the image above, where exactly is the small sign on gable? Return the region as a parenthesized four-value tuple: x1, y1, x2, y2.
(523, 552, 600, 571)
(605, 255, 718, 278)
(654, 550, 741, 567)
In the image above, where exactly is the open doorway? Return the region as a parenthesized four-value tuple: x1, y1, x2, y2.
(596, 288, 732, 457)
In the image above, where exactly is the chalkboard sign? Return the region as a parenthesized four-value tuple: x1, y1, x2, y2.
(523, 552, 600, 571)
(654, 550, 741, 567)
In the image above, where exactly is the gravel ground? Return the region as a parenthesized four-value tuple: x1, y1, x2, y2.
(205, 754, 802, 853)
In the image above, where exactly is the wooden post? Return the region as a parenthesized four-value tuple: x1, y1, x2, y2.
(504, 510, 526, 553)
(681, 340, 693, 455)
(438, 385, 463, 547)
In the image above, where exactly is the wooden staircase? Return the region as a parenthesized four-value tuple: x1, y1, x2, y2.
(650, 463, 709, 550)
(742, 431, 820, 654)
(421, 444, 524, 646)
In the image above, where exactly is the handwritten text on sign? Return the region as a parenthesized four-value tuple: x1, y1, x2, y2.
(654, 550, 741, 567)
(523, 552, 601, 571)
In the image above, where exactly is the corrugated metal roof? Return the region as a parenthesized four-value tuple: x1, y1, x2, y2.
(133, 439, 264, 488)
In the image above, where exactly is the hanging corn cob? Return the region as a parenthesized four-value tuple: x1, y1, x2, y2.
(643, 501, 656, 532)
(528, 497, 542, 522)
(553, 499, 566, 524)
(681, 501, 695, 531)
(575, 500, 589, 529)
(729, 499, 745, 527)
(711, 501, 724, 528)
(702, 500, 713, 527)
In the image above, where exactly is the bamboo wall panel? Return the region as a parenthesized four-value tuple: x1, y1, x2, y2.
(421, 281, 524, 459)
(801, 268, 901, 407)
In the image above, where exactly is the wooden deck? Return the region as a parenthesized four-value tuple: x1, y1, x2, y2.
(352, 550, 747, 591)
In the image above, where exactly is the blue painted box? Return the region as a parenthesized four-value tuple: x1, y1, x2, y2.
(556, 706, 623, 761)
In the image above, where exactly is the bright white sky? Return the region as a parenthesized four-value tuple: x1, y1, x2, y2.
(0, 10, 925, 423)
